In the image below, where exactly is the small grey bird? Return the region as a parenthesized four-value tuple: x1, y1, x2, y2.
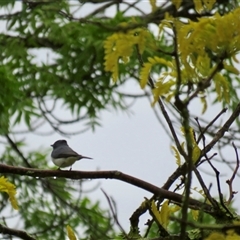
(51, 140, 92, 169)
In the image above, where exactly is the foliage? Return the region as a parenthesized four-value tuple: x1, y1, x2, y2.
(0, 0, 240, 239)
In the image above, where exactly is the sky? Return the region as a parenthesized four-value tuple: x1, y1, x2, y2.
(1, 0, 240, 236)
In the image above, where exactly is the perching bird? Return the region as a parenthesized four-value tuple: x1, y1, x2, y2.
(51, 139, 92, 169)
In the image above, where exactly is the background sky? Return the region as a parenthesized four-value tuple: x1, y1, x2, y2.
(2, 1, 239, 235)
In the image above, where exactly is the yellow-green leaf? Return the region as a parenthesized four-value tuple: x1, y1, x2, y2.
(172, 0, 182, 10)
(152, 78, 175, 105)
(193, 0, 204, 13)
(213, 72, 230, 103)
(191, 209, 199, 221)
(232, 54, 239, 63)
(66, 225, 77, 240)
(223, 62, 239, 75)
(203, 0, 216, 11)
(204, 232, 225, 240)
(192, 145, 201, 163)
(0, 176, 19, 210)
(149, 0, 157, 12)
(169, 204, 181, 213)
(160, 200, 170, 229)
(171, 145, 181, 166)
(200, 96, 207, 114)
(140, 62, 152, 88)
(151, 200, 162, 224)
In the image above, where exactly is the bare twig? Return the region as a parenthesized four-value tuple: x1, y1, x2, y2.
(101, 189, 128, 238)
(203, 103, 240, 155)
(193, 166, 219, 209)
(171, 17, 193, 240)
(195, 117, 232, 216)
(169, 216, 240, 231)
(135, 45, 187, 160)
(205, 147, 232, 217)
(226, 142, 239, 205)
(196, 107, 228, 144)
(4, 134, 32, 168)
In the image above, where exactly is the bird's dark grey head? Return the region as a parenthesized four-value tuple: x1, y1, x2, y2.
(51, 140, 68, 149)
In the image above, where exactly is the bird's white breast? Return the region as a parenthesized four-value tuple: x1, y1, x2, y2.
(52, 157, 78, 168)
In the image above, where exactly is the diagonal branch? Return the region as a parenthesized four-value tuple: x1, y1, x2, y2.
(0, 223, 35, 240)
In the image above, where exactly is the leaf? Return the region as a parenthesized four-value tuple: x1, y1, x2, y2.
(160, 200, 170, 229)
(193, 0, 204, 13)
(192, 145, 201, 163)
(213, 72, 230, 103)
(151, 200, 170, 229)
(149, 0, 157, 12)
(200, 96, 207, 114)
(151, 200, 162, 225)
(203, 0, 216, 11)
(13, 111, 22, 126)
(204, 232, 225, 240)
(223, 62, 239, 75)
(191, 209, 199, 221)
(0, 176, 19, 210)
(152, 78, 175, 105)
(169, 204, 181, 213)
(66, 225, 77, 240)
(140, 62, 152, 88)
(172, 0, 182, 10)
(171, 145, 182, 166)
(232, 54, 239, 63)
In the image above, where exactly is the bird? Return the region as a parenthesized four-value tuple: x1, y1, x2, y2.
(51, 139, 92, 170)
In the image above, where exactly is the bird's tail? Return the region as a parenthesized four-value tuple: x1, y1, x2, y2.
(81, 156, 93, 160)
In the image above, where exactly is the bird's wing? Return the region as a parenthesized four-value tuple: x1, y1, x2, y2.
(54, 146, 80, 158)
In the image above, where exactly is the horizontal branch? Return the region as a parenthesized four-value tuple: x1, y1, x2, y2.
(0, 164, 213, 214)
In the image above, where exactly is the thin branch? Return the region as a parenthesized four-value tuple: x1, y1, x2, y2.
(185, 61, 223, 105)
(204, 145, 232, 217)
(195, 116, 232, 216)
(203, 102, 240, 155)
(226, 142, 239, 205)
(122, 0, 146, 15)
(196, 107, 228, 144)
(171, 17, 192, 240)
(85, 1, 116, 18)
(170, 216, 240, 231)
(4, 134, 32, 168)
(101, 189, 128, 239)
(135, 45, 187, 160)
(193, 166, 219, 209)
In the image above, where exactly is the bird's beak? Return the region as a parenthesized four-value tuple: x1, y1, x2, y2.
(50, 144, 53, 147)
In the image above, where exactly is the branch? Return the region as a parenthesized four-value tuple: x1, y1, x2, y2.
(5, 134, 32, 168)
(135, 45, 187, 160)
(0, 164, 213, 214)
(0, 223, 35, 240)
(196, 107, 228, 144)
(101, 189, 128, 238)
(203, 103, 240, 155)
(226, 142, 239, 205)
(164, 102, 240, 192)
